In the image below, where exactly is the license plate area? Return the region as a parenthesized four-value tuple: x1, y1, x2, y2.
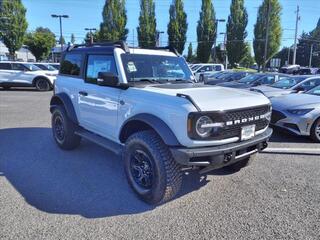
(241, 125, 256, 141)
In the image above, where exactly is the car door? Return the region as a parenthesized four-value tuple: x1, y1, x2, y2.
(0, 63, 13, 83)
(11, 63, 32, 84)
(78, 54, 121, 141)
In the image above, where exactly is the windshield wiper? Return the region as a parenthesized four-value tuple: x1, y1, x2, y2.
(132, 78, 162, 83)
(173, 79, 194, 83)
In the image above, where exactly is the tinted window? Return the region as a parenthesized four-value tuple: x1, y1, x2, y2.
(60, 54, 82, 76)
(34, 64, 48, 70)
(260, 76, 275, 84)
(86, 55, 117, 84)
(300, 78, 320, 91)
(12, 63, 27, 71)
(0, 63, 11, 70)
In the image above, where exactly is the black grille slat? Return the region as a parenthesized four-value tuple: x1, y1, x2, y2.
(209, 105, 270, 140)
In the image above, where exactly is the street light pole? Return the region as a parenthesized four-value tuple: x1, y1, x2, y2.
(220, 32, 228, 70)
(293, 5, 300, 65)
(85, 28, 97, 44)
(51, 14, 69, 53)
(309, 43, 314, 68)
(214, 19, 226, 62)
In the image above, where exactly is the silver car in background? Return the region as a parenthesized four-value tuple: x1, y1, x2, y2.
(251, 75, 320, 98)
(270, 85, 320, 142)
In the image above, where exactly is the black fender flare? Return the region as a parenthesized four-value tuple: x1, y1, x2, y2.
(119, 113, 181, 146)
(50, 93, 78, 124)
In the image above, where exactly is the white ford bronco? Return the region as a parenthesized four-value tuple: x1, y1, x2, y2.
(50, 41, 272, 204)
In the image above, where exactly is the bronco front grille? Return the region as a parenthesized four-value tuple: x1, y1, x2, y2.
(188, 105, 271, 141)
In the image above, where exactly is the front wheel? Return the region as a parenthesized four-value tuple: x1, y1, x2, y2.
(51, 105, 81, 150)
(123, 130, 182, 205)
(310, 118, 320, 143)
(35, 78, 51, 91)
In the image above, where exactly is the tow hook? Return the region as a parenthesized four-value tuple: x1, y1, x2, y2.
(224, 153, 232, 163)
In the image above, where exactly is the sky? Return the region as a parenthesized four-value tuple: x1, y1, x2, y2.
(22, 0, 320, 53)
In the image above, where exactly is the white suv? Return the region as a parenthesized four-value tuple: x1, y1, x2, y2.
(193, 63, 225, 81)
(50, 42, 272, 204)
(0, 61, 57, 91)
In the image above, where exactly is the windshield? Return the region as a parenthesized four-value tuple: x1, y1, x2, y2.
(270, 76, 307, 89)
(50, 64, 60, 70)
(238, 74, 264, 84)
(306, 85, 320, 96)
(23, 63, 42, 71)
(216, 72, 233, 79)
(121, 54, 193, 83)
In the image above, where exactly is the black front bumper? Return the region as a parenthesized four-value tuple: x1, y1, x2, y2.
(170, 128, 273, 168)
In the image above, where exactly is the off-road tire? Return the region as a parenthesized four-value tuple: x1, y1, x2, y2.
(310, 117, 320, 143)
(225, 154, 256, 172)
(35, 78, 51, 91)
(123, 130, 182, 205)
(51, 105, 81, 150)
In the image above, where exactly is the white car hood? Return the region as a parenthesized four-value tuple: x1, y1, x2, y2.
(271, 93, 320, 110)
(145, 84, 270, 111)
(252, 85, 293, 97)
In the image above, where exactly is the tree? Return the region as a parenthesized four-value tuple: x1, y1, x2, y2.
(226, 0, 248, 67)
(60, 36, 66, 45)
(239, 43, 255, 67)
(253, 0, 282, 70)
(0, 0, 28, 59)
(84, 30, 100, 44)
(196, 0, 216, 63)
(186, 43, 195, 62)
(137, 0, 157, 48)
(99, 0, 128, 41)
(24, 27, 56, 61)
(70, 33, 76, 44)
(167, 0, 188, 54)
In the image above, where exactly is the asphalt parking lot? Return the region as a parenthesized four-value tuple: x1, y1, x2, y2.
(0, 89, 319, 240)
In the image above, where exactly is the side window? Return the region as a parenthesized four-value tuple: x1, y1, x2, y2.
(12, 63, 26, 71)
(85, 55, 117, 84)
(261, 76, 275, 84)
(60, 54, 82, 76)
(0, 63, 11, 70)
(301, 79, 320, 90)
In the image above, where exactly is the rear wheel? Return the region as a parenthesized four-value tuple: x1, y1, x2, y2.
(310, 118, 320, 143)
(51, 105, 81, 150)
(199, 74, 204, 82)
(35, 78, 51, 91)
(123, 130, 182, 205)
(225, 154, 256, 172)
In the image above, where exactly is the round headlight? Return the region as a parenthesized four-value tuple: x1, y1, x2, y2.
(196, 116, 213, 138)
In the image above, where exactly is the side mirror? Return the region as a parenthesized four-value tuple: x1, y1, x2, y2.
(97, 72, 119, 87)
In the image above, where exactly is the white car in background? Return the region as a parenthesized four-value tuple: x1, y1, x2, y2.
(193, 64, 225, 82)
(270, 85, 320, 142)
(0, 61, 57, 91)
(251, 75, 320, 98)
(33, 63, 59, 74)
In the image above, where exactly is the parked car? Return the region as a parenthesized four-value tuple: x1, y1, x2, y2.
(49, 63, 60, 70)
(206, 71, 251, 85)
(203, 71, 227, 83)
(270, 85, 320, 142)
(217, 73, 288, 89)
(279, 64, 300, 74)
(193, 64, 225, 81)
(33, 63, 59, 73)
(0, 61, 57, 91)
(251, 76, 320, 98)
(296, 67, 319, 75)
(50, 41, 272, 204)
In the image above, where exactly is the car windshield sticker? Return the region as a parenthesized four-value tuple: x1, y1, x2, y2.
(127, 61, 137, 72)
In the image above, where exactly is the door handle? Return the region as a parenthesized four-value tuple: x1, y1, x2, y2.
(79, 91, 88, 96)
